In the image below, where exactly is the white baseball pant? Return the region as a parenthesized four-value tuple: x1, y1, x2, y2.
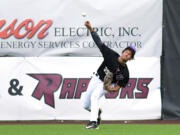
(83, 74, 107, 122)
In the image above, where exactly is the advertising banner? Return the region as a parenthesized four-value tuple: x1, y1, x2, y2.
(0, 0, 162, 56)
(0, 57, 161, 120)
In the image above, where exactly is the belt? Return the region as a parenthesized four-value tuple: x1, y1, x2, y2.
(94, 72, 102, 81)
(93, 72, 99, 77)
(95, 73, 99, 77)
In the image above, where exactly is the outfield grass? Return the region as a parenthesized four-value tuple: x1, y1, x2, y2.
(0, 124, 180, 135)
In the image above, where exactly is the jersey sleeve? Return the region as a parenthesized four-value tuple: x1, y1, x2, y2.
(91, 31, 103, 51)
(91, 31, 118, 59)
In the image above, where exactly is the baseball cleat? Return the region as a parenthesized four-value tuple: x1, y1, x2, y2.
(85, 121, 99, 129)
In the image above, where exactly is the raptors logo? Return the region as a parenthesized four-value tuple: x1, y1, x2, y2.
(28, 74, 153, 108)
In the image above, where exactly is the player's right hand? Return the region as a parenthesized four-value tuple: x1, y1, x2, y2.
(85, 21, 93, 32)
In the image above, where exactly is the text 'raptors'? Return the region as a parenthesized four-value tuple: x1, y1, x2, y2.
(28, 74, 153, 108)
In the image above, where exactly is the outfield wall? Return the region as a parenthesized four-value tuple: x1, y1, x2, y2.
(162, 0, 180, 120)
(0, 57, 161, 120)
(0, 0, 163, 120)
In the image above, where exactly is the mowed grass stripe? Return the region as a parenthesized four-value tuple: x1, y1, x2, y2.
(0, 124, 180, 135)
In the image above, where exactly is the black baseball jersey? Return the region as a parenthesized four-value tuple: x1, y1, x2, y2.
(91, 32, 129, 87)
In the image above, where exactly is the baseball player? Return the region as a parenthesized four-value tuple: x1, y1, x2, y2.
(83, 21, 136, 129)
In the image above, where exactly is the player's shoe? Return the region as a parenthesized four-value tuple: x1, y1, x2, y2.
(85, 121, 99, 129)
(97, 108, 102, 125)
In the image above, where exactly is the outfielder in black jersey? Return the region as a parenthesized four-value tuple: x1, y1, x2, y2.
(83, 21, 136, 129)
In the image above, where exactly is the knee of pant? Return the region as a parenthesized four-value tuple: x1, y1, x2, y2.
(91, 94, 99, 101)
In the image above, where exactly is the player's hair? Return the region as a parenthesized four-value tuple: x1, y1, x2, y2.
(122, 46, 136, 59)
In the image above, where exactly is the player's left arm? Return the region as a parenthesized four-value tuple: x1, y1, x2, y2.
(104, 71, 121, 92)
(104, 84, 121, 92)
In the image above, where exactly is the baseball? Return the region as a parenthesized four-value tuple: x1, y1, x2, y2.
(81, 13, 87, 17)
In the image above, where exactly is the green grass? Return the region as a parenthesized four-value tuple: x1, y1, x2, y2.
(0, 124, 180, 135)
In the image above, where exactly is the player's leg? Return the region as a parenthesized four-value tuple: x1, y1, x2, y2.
(85, 82, 107, 129)
(90, 83, 106, 122)
(83, 75, 100, 111)
(97, 108, 102, 125)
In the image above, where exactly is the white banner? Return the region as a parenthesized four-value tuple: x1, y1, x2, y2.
(0, 57, 161, 120)
(0, 0, 162, 56)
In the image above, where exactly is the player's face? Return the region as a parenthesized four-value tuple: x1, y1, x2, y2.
(121, 50, 132, 61)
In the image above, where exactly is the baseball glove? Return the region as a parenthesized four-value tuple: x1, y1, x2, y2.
(104, 71, 113, 90)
